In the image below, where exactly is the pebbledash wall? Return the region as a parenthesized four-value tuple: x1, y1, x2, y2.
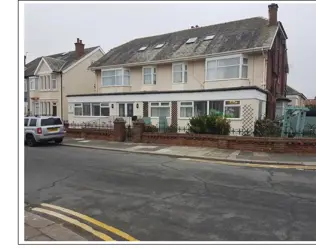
(67, 87, 267, 131)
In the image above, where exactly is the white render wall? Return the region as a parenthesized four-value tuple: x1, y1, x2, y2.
(67, 89, 266, 131)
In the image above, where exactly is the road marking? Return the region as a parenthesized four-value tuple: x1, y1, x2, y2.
(73, 138, 85, 141)
(177, 158, 316, 170)
(78, 140, 91, 143)
(41, 203, 138, 241)
(32, 207, 114, 241)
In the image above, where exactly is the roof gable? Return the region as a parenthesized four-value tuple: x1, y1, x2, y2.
(24, 46, 99, 77)
(91, 17, 278, 68)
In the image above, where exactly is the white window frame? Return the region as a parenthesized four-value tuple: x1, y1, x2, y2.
(179, 101, 193, 118)
(51, 74, 57, 90)
(29, 77, 37, 91)
(149, 102, 170, 118)
(101, 68, 130, 87)
(143, 66, 156, 85)
(205, 54, 248, 81)
(172, 63, 188, 84)
(74, 103, 83, 116)
(73, 103, 110, 117)
(223, 100, 241, 119)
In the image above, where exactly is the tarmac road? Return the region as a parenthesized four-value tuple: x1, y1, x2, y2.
(24, 144, 316, 241)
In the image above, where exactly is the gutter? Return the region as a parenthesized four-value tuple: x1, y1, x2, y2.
(89, 46, 269, 71)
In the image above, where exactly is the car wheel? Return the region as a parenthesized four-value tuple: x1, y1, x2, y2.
(26, 134, 37, 147)
(55, 138, 63, 144)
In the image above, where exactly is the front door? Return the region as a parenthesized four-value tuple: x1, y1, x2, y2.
(52, 103, 57, 116)
(119, 103, 134, 117)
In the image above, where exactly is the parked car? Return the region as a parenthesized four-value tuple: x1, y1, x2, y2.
(24, 116, 65, 147)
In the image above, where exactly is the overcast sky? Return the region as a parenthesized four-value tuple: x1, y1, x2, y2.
(24, 2, 316, 98)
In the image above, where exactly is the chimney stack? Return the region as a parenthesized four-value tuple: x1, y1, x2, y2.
(74, 38, 85, 58)
(268, 3, 278, 26)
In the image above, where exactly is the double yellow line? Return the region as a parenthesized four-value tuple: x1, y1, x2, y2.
(32, 203, 138, 241)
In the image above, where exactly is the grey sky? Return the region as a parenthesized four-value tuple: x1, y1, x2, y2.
(24, 2, 316, 98)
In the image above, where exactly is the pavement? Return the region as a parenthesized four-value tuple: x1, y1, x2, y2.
(24, 210, 86, 241)
(62, 137, 316, 168)
(25, 144, 316, 241)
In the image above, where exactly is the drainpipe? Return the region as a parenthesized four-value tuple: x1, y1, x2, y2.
(54, 70, 63, 119)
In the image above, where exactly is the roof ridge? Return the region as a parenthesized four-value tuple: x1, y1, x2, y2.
(132, 16, 267, 42)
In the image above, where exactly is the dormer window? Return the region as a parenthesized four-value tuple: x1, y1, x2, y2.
(204, 35, 215, 41)
(138, 46, 147, 51)
(154, 43, 164, 49)
(186, 37, 197, 44)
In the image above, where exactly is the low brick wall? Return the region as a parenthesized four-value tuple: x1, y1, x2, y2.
(66, 128, 115, 141)
(141, 132, 316, 154)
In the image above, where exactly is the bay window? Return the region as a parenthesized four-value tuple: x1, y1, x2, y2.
(173, 63, 187, 83)
(150, 102, 170, 117)
(29, 77, 38, 91)
(143, 67, 156, 85)
(206, 55, 248, 81)
(101, 69, 130, 86)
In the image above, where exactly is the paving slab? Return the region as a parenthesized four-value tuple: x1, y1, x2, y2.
(40, 224, 86, 241)
(25, 225, 42, 240)
(25, 211, 55, 228)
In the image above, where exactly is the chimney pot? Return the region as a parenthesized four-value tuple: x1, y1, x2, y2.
(77, 38, 80, 43)
(191, 26, 194, 29)
(79, 40, 82, 44)
(195, 25, 199, 28)
(268, 3, 278, 26)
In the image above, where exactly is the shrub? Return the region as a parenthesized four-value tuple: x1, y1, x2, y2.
(144, 124, 158, 132)
(188, 114, 231, 135)
(167, 124, 178, 133)
(254, 118, 281, 137)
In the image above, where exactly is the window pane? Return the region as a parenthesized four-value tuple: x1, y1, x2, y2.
(119, 104, 125, 117)
(160, 107, 170, 117)
(144, 75, 152, 84)
(243, 58, 248, 64)
(52, 80, 57, 89)
(124, 75, 130, 85)
(161, 102, 169, 106)
(29, 119, 37, 126)
(184, 71, 187, 83)
(102, 70, 114, 77)
(101, 107, 109, 116)
(83, 103, 91, 116)
(151, 103, 159, 106)
(102, 76, 114, 86)
(173, 65, 182, 72)
(225, 106, 240, 118)
(242, 65, 248, 78)
(127, 104, 133, 117)
(101, 103, 109, 106)
(35, 78, 38, 90)
(92, 103, 100, 116)
(181, 102, 192, 106)
(173, 72, 182, 83)
(194, 101, 207, 116)
(24, 119, 29, 126)
(218, 57, 240, 66)
(41, 118, 62, 126)
(207, 68, 217, 80)
(153, 73, 156, 84)
(144, 68, 151, 74)
(151, 107, 160, 117)
(75, 107, 82, 115)
(209, 101, 224, 114)
(115, 75, 123, 85)
(207, 60, 217, 68)
(217, 65, 239, 79)
(180, 107, 193, 117)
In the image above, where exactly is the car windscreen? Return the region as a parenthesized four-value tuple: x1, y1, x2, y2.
(41, 118, 63, 126)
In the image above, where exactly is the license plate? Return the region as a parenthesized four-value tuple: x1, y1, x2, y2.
(47, 128, 58, 132)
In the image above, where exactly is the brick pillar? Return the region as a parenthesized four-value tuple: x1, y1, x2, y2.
(143, 102, 148, 117)
(113, 118, 126, 142)
(132, 119, 145, 143)
(171, 101, 178, 127)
